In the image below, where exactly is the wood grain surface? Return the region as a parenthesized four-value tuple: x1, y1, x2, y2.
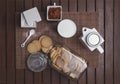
(0, 0, 119, 84)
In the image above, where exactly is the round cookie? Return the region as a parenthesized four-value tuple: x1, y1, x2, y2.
(42, 47, 49, 54)
(32, 40, 41, 51)
(39, 35, 48, 43)
(41, 36, 52, 48)
(27, 43, 38, 54)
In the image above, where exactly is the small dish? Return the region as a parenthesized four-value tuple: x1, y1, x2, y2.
(47, 3, 62, 21)
(57, 19, 77, 38)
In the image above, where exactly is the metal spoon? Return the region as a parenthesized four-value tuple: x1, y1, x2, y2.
(21, 29, 35, 48)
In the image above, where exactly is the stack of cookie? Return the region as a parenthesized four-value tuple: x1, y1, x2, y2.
(27, 35, 53, 54)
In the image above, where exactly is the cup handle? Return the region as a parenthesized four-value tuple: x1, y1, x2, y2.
(97, 46, 104, 54)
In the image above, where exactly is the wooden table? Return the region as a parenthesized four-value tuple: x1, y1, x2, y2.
(16, 12, 99, 69)
(0, 0, 120, 84)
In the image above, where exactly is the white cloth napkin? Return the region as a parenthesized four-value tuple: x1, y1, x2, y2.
(21, 7, 42, 28)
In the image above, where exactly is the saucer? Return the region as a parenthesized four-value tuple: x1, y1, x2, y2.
(57, 19, 77, 38)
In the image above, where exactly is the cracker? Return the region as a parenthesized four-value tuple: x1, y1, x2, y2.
(27, 43, 38, 54)
(32, 40, 41, 51)
(41, 36, 52, 48)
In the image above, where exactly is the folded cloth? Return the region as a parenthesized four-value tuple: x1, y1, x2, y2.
(21, 13, 37, 28)
(21, 7, 42, 28)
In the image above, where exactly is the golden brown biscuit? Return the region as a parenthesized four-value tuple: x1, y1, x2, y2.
(50, 50, 57, 59)
(27, 43, 38, 54)
(53, 55, 59, 64)
(39, 35, 48, 43)
(32, 40, 41, 51)
(41, 47, 49, 54)
(41, 36, 52, 48)
(57, 47, 62, 55)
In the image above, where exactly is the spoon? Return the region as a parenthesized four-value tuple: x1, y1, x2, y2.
(21, 29, 35, 48)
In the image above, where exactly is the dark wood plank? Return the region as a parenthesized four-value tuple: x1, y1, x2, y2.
(78, 71, 87, 84)
(25, 69, 34, 84)
(6, 0, 16, 84)
(16, 69, 25, 84)
(0, 0, 6, 84)
(60, 75, 69, 84)
(87, 68, 95, 84)
(78, 0, 86, 12)
(69, 0, 77, 11)
(86, 1, 96, 84)
(51, 0, 59, 5)
(34, 72, 42, 84)
(25, 0, 33, 10)
(105, 0, 114, 84)
(96, 0, 105, 84)
(51, 70, 60, 84)
(77, 0, 87, 84)
(87, 0, 95, 12)
(15, 0, 25, 84)
(42, 68, 51, 84)
(16, 24, 25, 84)
(15, 0, 24, 12)
(61, 0, 69, 11)
(34, 0, 42, 11)
(41, 0, 50, 12)
(114, 0, 120, 84)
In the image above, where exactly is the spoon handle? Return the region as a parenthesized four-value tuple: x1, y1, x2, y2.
(21, 34, 32, 48)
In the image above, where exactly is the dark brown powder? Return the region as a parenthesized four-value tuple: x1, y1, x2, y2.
(48, 7, 61, 19)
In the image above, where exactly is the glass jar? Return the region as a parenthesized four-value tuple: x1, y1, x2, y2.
(27, 52, 47, 72)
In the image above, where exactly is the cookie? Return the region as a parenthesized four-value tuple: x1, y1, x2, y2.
(32, 40, 41, 51)
(42, 47, 49, 54)
(27, 43, 38, 54)
(41, 36, 52, 48)
(39, 35, 48, 43)
(50, 50, 56, 59)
